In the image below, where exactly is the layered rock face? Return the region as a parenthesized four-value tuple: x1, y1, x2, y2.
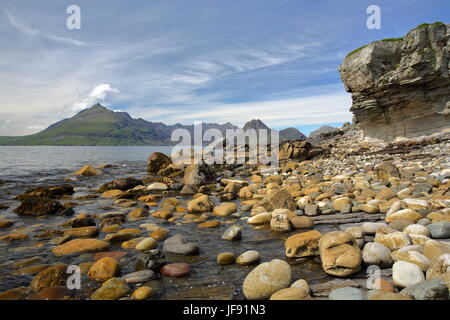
(340, 23, 450, 141)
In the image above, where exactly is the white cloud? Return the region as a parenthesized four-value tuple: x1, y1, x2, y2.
(71, 84, 120, 111)
(5, 8, 87, 46)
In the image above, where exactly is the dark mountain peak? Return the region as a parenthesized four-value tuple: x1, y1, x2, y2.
(243, 119, 270, 131)
(279, 127, 307, 141)
(309, 125, 336, 138)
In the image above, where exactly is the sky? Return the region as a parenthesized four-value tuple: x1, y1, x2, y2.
(0, 0, 449, 136)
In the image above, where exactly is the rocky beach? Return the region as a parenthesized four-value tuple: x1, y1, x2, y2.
(0, 22, 449, 301)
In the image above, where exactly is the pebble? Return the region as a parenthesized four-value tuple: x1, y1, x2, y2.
(236, 250, 261, 266)
(160, 263, 190, 277)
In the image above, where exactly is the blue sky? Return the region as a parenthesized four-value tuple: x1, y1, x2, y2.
(0, 0, 449, 136)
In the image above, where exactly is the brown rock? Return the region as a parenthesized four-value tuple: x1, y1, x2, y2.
(88, 257, 120, 282)
(30, 264, 68, 292)
(52, 239, 110, 255)
(285, 230, 322, 258)
(160, 263, 190, 277)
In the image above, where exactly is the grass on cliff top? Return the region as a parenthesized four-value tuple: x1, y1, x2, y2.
(346, 21, 445, 59)
(346, 37, 403, 58)
(415, 21, 444, 29)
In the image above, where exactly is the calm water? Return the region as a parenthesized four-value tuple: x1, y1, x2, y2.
(0, 146, 330, 300)
(0, 146, 174, 180)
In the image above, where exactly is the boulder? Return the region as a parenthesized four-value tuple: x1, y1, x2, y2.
(183, 162, 216, 186)
(88, 257, 120, 282)
(392, 261, 425, 288)
(13, 197, 66, 216)
(187, 195, 215, 213)
(374, 232, 412, 251)
(163, 235, 199, 256)
(243, 259, 292, 300)
(427, 222, 450, 239)
(30, 264, 68, 292)
(426, 254, 450, 288)
(213, 202, 237, 216)
(329, 287, 366, 300)
(52, 239, 110, 255)
(400, 278, 449, 300)
(147, 152, 172, 174)
(74, 165, 102, 176)
(319, 231, 362, 277)
(285, 230, 321, 258)
(90, 277, 129, 300)
(362, 242, 394, 268)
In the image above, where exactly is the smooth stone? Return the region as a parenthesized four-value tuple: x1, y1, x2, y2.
(400, 278, 449, 300)
(91, 277, 129, 300)
(135, 238, 157, 251)
(221, 225, 242, 241)
(132, 286, 153, 300)
(160, 263, 190, 277)
(163, 235, 199, 256)
(123, 270, 156, 283)
(236, 250, 261, 266)
(243, 259, 292, 300)
(217, 252, 236, 265)
(88, 257, 120, 282)
(392, 261, 425, 288)
(329, 287, 366, 300)
(427, 222, 450, 239)
(362, 242, 393, 268)
(30, 264, 68, 292)
(270, 287, 309, 300)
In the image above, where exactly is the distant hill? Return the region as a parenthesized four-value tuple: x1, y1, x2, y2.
(0, 105, 308, 146)
(0, 104, 237, 146)
(279, 127, 307, 141)
(309, 125, 336, 138)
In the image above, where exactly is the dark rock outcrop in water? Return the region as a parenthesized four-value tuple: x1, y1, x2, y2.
(340, 22, 450, 141)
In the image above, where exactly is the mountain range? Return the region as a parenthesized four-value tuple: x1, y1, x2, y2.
(0, 104, 306, 146)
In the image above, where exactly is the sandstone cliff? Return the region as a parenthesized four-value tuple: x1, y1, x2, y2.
(340, 22, 450, 141)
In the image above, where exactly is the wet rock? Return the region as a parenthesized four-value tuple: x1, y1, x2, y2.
(221, 225, 242, 241)
(88, 257, 120, 282)
(0, 220, 15, 229)
(160, 263, 190, 277)
(27, 286, 74, 300)
(123, 270, 156, 284)
(270, 287, 309, 300)
(132, 286, 153, 300)
(362, 242, 394, 268)
(52, 239, 110, 255)
(91, 277, 129, 300)
(270, 209, 291, 232)
(247, 212, 272, 225)
(147, 152, 172, 174)
(197, 220, 221, 228)
(135, 249, 166, 272)
(183, 162, 216, 186)
(163, 235, 199, 256)
(243, 259, 292, 300)
(285, 230, 321, 258)
(71, 216, 96, 228)
(13, 197, 66, 216)
(0, 287, 30, 300)
(187, 195, 215, 213)
(15, 185, 74, 200)
(319, 231, 362, 277)
(400, 278, 448, 300)
(0, 233, 28, 242)
(236, 250, 261, 266)
(267, 188, 297, 211)
(63, 226, 99, 239)
(180, 184, 196, 195)
(213, 202, 237, 216)
(30, 264, 68, 292)
(217, 252, 236, 265)
(329, 287, 366, 300)
(73, 165, 102, 177)
(11, 264, 50, 276)
(392, 261, 425, 288)
(94, 251, 127, 261)
(129, 207, 149, 219)
(135, 237, 157, 251)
